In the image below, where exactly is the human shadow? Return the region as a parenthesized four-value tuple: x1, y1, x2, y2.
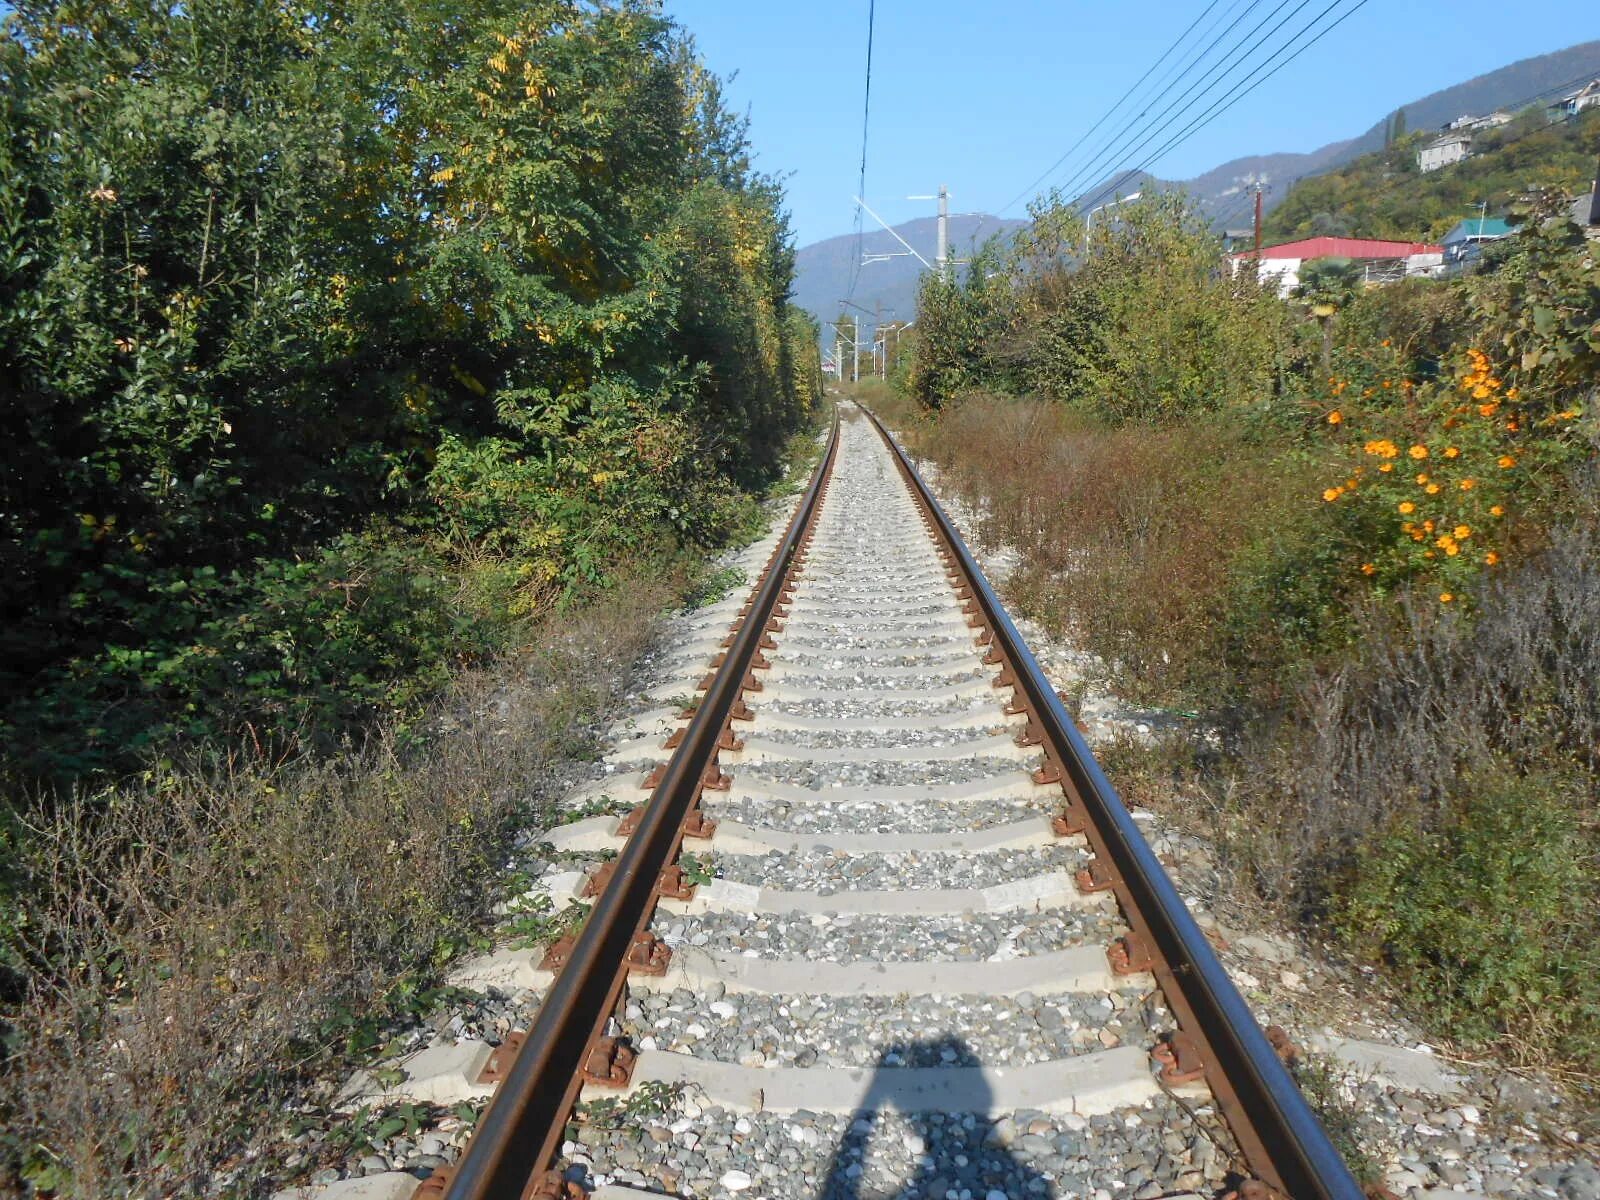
(818, 1037, 1054, 1200)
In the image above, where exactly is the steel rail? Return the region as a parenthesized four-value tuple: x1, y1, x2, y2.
(862, 407, 1363, 1200)
(441, 414, 841, 1200)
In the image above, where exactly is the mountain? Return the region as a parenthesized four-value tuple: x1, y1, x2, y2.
(1087, 39, 1600, 229)
(793, 41, 1600, 328)
(792, 214, 1027, 340)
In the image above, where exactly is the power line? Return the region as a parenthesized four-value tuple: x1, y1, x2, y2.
(980, 0, 1230, 235)
(1076, 0, 1380, 215)
(1057, 0, 1326, 210)
(843, 0, 877, 307)
(1041, 0, 1273, 212)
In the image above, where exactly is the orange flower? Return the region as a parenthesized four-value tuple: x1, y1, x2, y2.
(1460, 478, 1476, 490)
(1398, 501, 1416, 514)
(1327, 410, 1343, 425)
(1423, 520, 1436, 532)
(1409, 445, 1429, 459)
(1498, 455, 1516, 469)
(1360, 562, 1376, 576)
(1425, 483, 1441, 495)
(1485, 551, 1500, 565)
(1478, 402, 1498, 417)
(1490, 505, 1505, 516)
(1381, 338, 1391, 347)
(1454, 524, 1471, 539)
(1416, 473, 1430, 485)
(1323, 487, 1343, 502)
(1443, 447, 1460, 459)
(1440, 592, 1454, 604)
(1472, 384, 1491, 400)
(1379, 463, 1394, 473)
(1505, 387, 1519, 400)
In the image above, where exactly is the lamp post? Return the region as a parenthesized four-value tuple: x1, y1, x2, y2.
(1082, 190, 1141, 253)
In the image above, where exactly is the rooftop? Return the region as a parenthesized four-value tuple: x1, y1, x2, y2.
(1232, 236, 1443, 261)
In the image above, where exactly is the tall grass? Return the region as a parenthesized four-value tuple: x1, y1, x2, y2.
(909, 393, 1342, 708)
(0, 568, 679, 1195)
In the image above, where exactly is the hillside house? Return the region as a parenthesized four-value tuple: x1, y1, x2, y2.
(1548, 78, 1600, 120)
(1419, 130, 1473, 172)
(1441, 216, 1512, 266)
(1231, 236, 1444, 297)
(1445, 111, 1511, 132)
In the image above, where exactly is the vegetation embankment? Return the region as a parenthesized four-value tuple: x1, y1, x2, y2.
(0, 0, 822, 1191)
(1266, 105, 1600, 241)
(889, 185, 1600, 1084)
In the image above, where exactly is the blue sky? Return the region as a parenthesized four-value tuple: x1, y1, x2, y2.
(664, 0, 1594, 248)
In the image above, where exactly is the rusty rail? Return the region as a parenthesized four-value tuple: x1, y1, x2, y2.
(860, 406, 1363, 1200)
(437, 414, 840, 1200)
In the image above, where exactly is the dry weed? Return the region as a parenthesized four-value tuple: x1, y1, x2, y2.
(1, 570, 676, 1195)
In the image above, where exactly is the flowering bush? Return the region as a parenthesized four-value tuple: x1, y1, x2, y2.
(1320, 342, 1586, 604)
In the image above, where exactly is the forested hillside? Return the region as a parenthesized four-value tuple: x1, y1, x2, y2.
(1266, 106, 1600, 241)
(0, 0, 819, 783)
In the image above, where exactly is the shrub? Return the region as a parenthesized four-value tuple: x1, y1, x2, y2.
(1335, 769, 1599, 1068)
(0, 564, 676, 1194)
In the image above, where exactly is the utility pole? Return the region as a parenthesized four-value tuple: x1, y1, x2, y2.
(1587, 154, 1600, 227)
(937, 184, 949, 279)
(1252, 186, 1263, 256)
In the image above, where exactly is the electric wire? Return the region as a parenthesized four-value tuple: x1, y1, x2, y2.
(976, 0, 1230, 240)
(843, 0, 877, 307)
(1057, 0, 1330, 210)
(1041, 0, 1275, 212)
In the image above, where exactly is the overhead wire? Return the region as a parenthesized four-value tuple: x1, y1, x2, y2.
(843, 0, 877, 307)
(1041, 0, 1275, 210)
(1057, 0, 1330, 210)
(975, 0, 1231, 241)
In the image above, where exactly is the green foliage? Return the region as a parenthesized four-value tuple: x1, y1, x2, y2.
(1336, 770, 1600, 1067)
(908, 193, 1286, 422)
(1290, 1054, 1386, 1187)
(1266, 107, 1600, 242)
(0, 0, 820, 784)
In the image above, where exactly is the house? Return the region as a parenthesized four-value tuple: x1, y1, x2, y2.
(1445, 111, 1511, 132)
(1231, 236, 1444, 297)
(1418, 130, 1473, 172)
(1441, 216, 1513, 266)
(1547, 79, 1600, 120)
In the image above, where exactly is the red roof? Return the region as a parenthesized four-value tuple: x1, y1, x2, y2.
(1232, 236, 1442, 260)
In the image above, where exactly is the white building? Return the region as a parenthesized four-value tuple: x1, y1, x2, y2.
(1549, 79, 1600, 120)
(1231, 237, 1446, 298)
(1418, 130, 1473, 172)
(1445, 111, 1511, 132)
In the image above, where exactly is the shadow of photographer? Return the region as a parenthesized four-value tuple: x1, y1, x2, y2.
(818, 1037, 1054, 1200)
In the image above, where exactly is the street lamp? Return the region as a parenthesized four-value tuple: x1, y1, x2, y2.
(1083, 190, 1141, 252)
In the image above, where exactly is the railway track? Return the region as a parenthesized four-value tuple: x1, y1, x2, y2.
(349, 404, 1362, 1200)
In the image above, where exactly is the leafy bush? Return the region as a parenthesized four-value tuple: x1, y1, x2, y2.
(0, 0, 820, 785)
(1336, 770, 1599, 1067)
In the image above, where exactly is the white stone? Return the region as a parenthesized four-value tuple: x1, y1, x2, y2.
(271, 1173, 422, 1200)
(720, 1170, 753, 1191)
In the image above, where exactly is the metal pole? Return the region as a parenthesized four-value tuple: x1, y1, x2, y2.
(937, 184, 949, 279)
(1253, 185, 1263, 258)
(852, 326, 860, 384)
(1586, 155, 1599, 225)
